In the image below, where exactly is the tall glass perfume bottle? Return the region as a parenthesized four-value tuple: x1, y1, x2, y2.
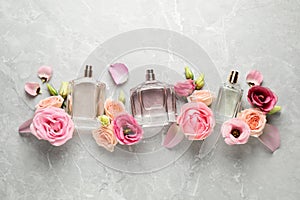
(68, 65, 106, 126)
(214, 70, 243, 122)
(130, 69, 176, 127)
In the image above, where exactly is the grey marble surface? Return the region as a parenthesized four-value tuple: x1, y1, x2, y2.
(1, 0, 300, 199)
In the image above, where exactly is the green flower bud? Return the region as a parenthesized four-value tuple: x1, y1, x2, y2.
(185, 66, 194, 80)
(195, 74, 205, 90)
(118, 90, 126, 105)
(46, 83, 58, 96)
(98, 115, 110, 126)
(59, 81, 69, 99)
(268, 106, 281, 115)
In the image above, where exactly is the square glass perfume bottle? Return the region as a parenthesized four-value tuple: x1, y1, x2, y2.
(130, 69, 176, 127)
(67, 65, 106, 127)
(214, 70, 243, 122)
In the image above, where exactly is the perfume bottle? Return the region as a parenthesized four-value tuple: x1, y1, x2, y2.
(130, 69, 176, 127)
(214, 70, 243, 122)
(68, 65, 106, 125)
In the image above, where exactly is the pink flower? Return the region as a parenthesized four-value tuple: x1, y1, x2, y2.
(221, 118, 250, 145)
(92, 125, 118, 152)
(177, 102, 215, 140)
(187, 90, 213, 106)
(246, 70, 263, 86)
(30, 107, 74, 146)
(113, 113, 143, 145)
(174, 79, 195, 97)
(247, 86, 277, 113)
(36, 95, 64, 110)
(238, 108, 266, 137)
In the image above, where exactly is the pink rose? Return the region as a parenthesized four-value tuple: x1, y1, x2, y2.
(187, 90, 213, 106)
(238, 108, 266, 137)
(92, 125, 118, 152)
(30, 107, 74, 146)
(36, 95, 64, 110)
(247, 86, 277, 113)
(221, 118, 250, 145)
(113, 113, 143, 145)
(174, 79, 195, 97)
(177, 102, 215, 140)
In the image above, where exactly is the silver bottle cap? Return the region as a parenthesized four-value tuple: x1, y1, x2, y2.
(228, 70, 239, 84)
(84, 65, 93, 77)
(146, 69, 155, 81)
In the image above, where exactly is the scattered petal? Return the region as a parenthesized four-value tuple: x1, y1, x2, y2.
(268, 105, 281, 115)
(246, 70, 263, 86)
(163, 123, 185, 148)
(195, 73, 205, 90)
(24, 82, 41, 96)
(18, 118, 33, 134)
(258, 124, 280, 152)
(184, 66, 194, 80)
(38, 65, 53, 82)
(46, 83, 58, 96)
(118, 90, 126, 104)
(109, 63, 129, 85)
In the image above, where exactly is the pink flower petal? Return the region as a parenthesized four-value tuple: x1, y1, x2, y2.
(24, 82, 41, 96)
(163, 123, 185, 148)
(38, 65, 53, 82)
(246, 70, 263, 86)
(109, 63, 129, 85)
(18, 118, 33, 134)
(258, 124, 280, 152)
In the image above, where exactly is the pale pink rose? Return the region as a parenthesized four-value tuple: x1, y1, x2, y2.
(177, 102, 215, 140)
(221, 118, 250, 145)
(92, 125, 118, 152)
(238, 108, 266, 137)
(113, 113, 143, 145)
(187, 90, 213, 106)
(174, 79, 195, 97)
(36, 95, 64, 110)
(104, 99, 125, 119)
(247, 86, 277, 113)
(30, 107, 74, 146)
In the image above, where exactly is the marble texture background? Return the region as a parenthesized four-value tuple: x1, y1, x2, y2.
(1, 0, 300, 199)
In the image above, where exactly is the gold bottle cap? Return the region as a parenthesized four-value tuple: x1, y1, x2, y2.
(228, 70, 239, 84)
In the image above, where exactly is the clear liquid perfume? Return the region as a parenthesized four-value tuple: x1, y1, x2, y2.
(130, 69, 176, 127)
(67, 65, 106, 125)
(214, 70, 243, 122)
